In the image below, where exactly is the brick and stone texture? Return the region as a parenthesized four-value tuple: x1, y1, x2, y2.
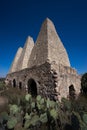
(6, 18, 81, 100)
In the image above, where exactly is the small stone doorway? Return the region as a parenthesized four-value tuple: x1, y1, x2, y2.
(28, 79, 37, 97)
(13, 79, 16, 87)
(69, 84, 76, 99)
(19, 82, 22, 90)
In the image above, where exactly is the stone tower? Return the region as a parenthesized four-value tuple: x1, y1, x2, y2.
(9, 47, 23, 73)
(17, 36, 34, 71)
(6, 18, 81, 100)
(28, 18, 70, 68)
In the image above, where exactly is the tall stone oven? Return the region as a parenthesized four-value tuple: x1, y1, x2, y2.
(6, 18, 81, 100)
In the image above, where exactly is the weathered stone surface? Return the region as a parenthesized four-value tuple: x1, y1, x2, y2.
(17, 36, 34, 71)
(50, 63, 81, 100)
(47, 18, 70, 67)
(6, 18, 81, 100)
(28, 18, 70, 68)
(9, 47, 23, 73)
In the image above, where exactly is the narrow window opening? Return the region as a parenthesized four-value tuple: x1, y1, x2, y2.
(13, 79, 16, 87)
(19, 82, 22, 90)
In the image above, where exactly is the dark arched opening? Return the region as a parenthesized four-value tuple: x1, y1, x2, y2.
(13, 79, 16, 87)
(19, 82, 22, 90)
(28, 79, 37, 97)
(69, 84, 76, 99)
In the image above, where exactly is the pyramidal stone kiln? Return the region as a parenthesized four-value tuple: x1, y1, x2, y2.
(6, 18, 81, 100)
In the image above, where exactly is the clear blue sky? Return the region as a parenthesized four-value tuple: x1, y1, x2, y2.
(0, 0, 87, 77)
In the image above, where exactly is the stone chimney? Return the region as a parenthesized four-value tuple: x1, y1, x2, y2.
(17, 36, 34, 70)
(9, 47, 23, 73)
(28, 18, 70, 68)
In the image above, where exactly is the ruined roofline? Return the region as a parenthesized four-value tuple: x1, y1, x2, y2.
(7, 61, 51, 77)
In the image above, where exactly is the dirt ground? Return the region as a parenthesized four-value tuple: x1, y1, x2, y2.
(0, 96, 8, 113)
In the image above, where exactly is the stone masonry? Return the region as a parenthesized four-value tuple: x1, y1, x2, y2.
(6, 18, 81, 100)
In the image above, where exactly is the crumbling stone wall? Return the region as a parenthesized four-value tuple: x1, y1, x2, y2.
(7, 62, 55, 99)
(6, 62, 81, 100)
(50, 63, 81, 100)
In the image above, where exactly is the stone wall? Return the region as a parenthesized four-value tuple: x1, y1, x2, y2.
(6, 62, 56, 99)
(50, 63, 81, 100)
(6, 62, 81, 100)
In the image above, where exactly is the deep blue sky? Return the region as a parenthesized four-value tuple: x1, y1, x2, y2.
(0, 0, 87, 77)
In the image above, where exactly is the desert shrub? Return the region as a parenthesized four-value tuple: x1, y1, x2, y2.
(1, 87, 25, 105)
(0, 81, 6, 91)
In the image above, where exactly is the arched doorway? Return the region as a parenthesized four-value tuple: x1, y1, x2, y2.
(28, 79, 37, 97)
(69, 84, 76, 99)
(19, 82, 22, 90)
(13, 79, 16, 87)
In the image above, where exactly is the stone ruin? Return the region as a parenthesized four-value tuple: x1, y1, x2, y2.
(6, 18, 81, 100)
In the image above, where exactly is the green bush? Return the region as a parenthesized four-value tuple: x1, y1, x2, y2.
(0, 81, 6, 91)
